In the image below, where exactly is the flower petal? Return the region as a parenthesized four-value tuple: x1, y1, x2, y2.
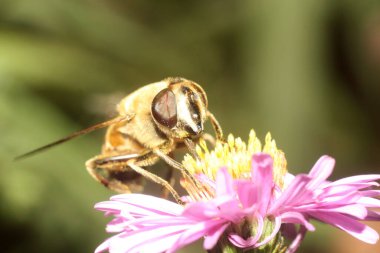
(109, 194, 183, 215)
(228, 215, 264, 248)
(307, 155, 335, 190)
(95, 235, 114, 253)
(356, 197, 380, 208)
(361, 190, 380, 198)
(170, 220, 227, 253)
(269, 175, 311, 214)
(285, 225, 307, 253)
(182, 202, 219, 220)
(301, 204, 367, 220)
(96, 150, 380, 253)
(280, 212, 315, 231)
(216, 167, 234, 196)
(251, 153, 274, 215)
(310, 212, 379, 244)
(331, 175, 380, 186)
(255, 216, 282, 247)
(203, 223, 230, 250)
(108, 224, 188, 253)
(365, 210, 380, 221)
(235, 180, 256, 208)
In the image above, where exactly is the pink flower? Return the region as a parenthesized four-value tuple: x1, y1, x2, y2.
(271, 155, 380, 246)
(95, 154, 380, 253)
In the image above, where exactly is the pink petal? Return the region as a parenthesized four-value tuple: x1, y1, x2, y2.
(315, 192, 360, 207)
(269, 175, 311, 214)
(203, 223, 230, 250)
(131, 233, 181, 253)
(228, 233, 261, 248)
(108, 224, 189, 253)
(170, 220, 227, 253)
(228, 215, 264, 248)
(326, 182, 379, 191)
(310, 212, 379, 244)
(110, 194, 183, 215)
(330, 174, 380, 187)
(235, 180, 256, 208)
(361, 190, 380, 197)
(216, 167, 234, 196)
(251, 153, 274, 215)
(283, 173, 295, 187)
(320, 184, 364, 197)
(356, 197, 380, 208)
(125, 216, 193, 228)
(106, 217, 133, 233)
(182, 202, 219, 219)
(307, 156, 335, 190)
(182, 196, 243, 223)
(94, 201, 125, 214)
(216, 198, 246, 223)
(280, 212, 315, 231)
(285, 226, 307, 253)
(254, 216, 282, 247)
(95, 235, 114, 253)
(95, 198, 181, 220)
(365, 211, 380, 221)
(310, 204, 368, 220)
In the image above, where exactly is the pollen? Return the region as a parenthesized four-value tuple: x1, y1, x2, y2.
(182, 130, 288, 188)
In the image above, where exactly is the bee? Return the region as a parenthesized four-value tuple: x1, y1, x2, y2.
(16, 77, 223, 203)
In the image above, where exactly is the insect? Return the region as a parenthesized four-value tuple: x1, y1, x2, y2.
(16, 77, 223, 203)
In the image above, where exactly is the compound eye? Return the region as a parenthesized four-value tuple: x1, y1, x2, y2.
(152, 88, 177, 128)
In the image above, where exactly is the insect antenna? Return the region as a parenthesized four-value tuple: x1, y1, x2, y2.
(14, 115, 131, 161)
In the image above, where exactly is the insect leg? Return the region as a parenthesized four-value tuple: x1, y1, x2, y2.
(128, 163, 183, 204)
(184, 138, 200, 160)
(154, 148, 186, 171)
(161, 152, 175, 199)
(154, 148, 201, 189)
(201, 133, 216, 147)
(207, 111, 224, 141)
(86, 154, 144, 193)
(86, 153, 183, 204)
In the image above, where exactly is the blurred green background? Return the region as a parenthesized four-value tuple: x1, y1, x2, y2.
(1, 1, 380, 253)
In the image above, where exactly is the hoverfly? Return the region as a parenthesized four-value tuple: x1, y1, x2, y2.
(16, 77, 223, 203)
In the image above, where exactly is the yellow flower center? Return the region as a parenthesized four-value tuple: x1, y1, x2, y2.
(182, 130, 288, 189)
